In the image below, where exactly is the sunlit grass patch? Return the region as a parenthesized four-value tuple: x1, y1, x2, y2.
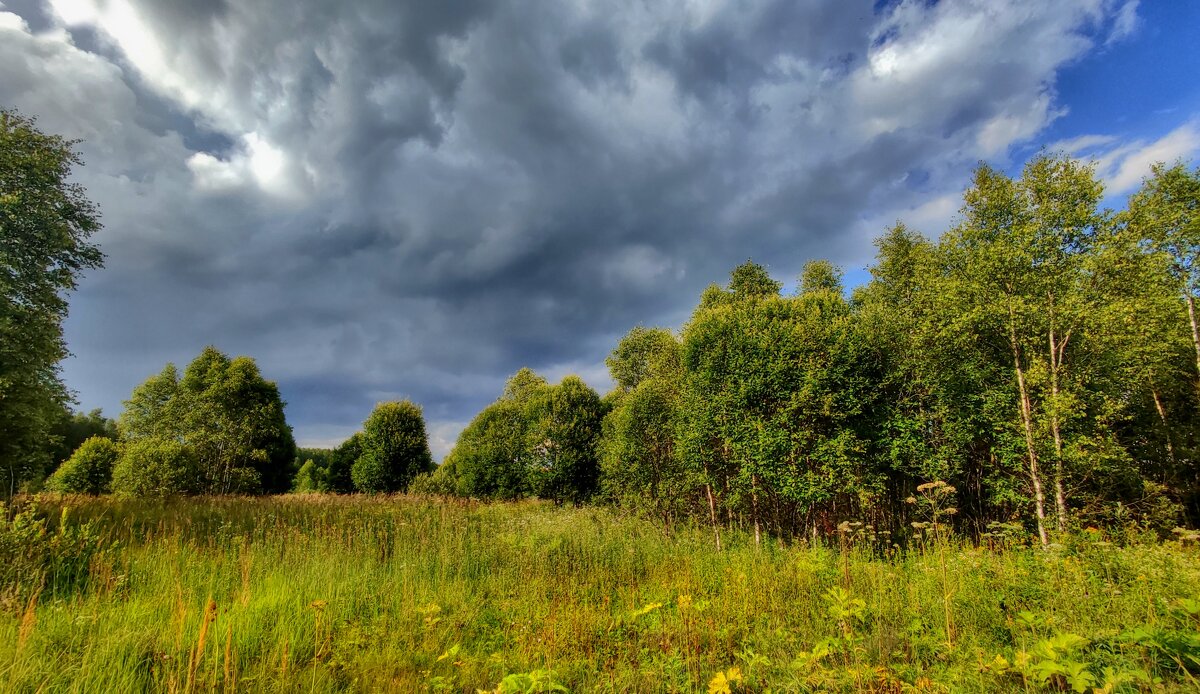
(1, 495, 1197, 692)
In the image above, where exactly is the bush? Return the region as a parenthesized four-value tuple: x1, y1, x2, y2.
(408, 467, 459, 497)
(0, 504, 109, 605)
(111, 439, 199, 497)
(351, 449, 389, 494)
(292, 459, 326, 493)
(45, 436, 121, 495)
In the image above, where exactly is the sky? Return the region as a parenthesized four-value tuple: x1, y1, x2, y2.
(2, 0, 1198, 460)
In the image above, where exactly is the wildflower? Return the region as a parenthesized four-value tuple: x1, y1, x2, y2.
(708, 667, 743, 694)
(631, 602, 663, 618)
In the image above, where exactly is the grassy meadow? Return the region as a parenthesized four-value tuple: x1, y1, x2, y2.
(1, 495, 1198, 693)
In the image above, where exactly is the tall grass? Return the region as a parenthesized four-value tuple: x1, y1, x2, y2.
(0, 495, 1197, 692)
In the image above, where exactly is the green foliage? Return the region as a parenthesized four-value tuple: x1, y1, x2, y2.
(503, 367, 548, 403)
(117, 347, 296, 495)
(600, 327, 688, 522)
(0, 504, 110, 603)
(446, 399, 534, 500)
(727, 259, 782, 298)
(45, 436, 121, 495)
(110, 438, 199, 497)
(179, 347, 296, 493)
(118, 363, 181, 440)
(0, 110, 104, 497)
(424, 153, 1200, 540)
(526, 375, 605, 505)
(605, 326, 679, 392)
(352, 400, 434, 493)
(326, 433, 361, 493)
(679, 260, 878, 536)
(482, 669, 569, 693)
(798, 259, 843, 295)
(47, 408, 118, 475)
(440, 370, 605, 504)
(1127, 162, 1200, 298)
(292, 459, 324, 493)
(408, 465, 460, 496)
(290, 448, 335, 492)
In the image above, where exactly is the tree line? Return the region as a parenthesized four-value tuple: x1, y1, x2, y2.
(427, 154, 1200, 546)
(4, 108, 1199, 543)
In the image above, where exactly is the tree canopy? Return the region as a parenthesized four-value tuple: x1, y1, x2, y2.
(117, 346, 296, 495)
(351, 401, 434, 493)
(0, 109, 103, 496)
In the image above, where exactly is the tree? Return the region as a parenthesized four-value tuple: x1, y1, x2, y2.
(351, 400, 434, 493)
(1126, 163, 1200, 386)
(503, 367, 548, 403)
(0, 109, 104, 496)
(445, 399, 534, 499)
(680, 261, 877, 543)
(45, 435, 120, 494)
(292, 459, 325, 493)
(290, 447, 335, 492)
(326, 433, 362, 493)
(527, 376, 605, 505)
(600, 327, 688, 525)
(111, 438, 199, 497)
(728, 259, 782, 298)
(116, 347, 296, 494)
(118, 363, 182, 441)
(179, 347, 296, 493)
(855, 224, 993, 526)
(48, 408, 118, 475)
(605, 326, 679, 392)
(942, 155, 1108, 542)
(798, 260, 843, 295)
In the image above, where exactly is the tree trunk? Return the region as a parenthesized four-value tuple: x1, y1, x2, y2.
(750, 473, 762, 548)
(704, 480, 722, 551)
(1010, 305, 1049, 546)
(1187, 294, 1200, 388)
(1048, 323, 1068, 533)
(1151, 387, 1177, 469)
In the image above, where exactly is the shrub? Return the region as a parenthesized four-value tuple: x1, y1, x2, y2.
(0, 504, 109, 605)
(45, 436, 121, 495)
(292, 459, 326, 493)
(408, 467, 458, 497)
(111, 439, 199, 497)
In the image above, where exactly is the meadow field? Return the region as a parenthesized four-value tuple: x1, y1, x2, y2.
(1, 495, 1198, 693)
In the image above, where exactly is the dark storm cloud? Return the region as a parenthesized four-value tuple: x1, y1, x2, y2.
(0, 0, 1139, 456)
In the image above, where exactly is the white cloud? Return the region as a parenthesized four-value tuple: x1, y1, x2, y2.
(1050, 133, 1119, 155)
(425, 421, 468, 462)
(1107, 0, 1140, 45)
(977, 94, 1065, 157)
(1094, 122, 1200, 193)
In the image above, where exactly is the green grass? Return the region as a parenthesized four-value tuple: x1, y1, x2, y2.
(1, 495, 1198, 692)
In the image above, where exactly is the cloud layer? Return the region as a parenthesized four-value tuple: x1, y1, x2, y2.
(0, 0, 1179, 457)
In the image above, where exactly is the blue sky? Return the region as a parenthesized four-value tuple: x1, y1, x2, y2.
(2, 0, 1197, 458)
(1046, 1, 1200, 146)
